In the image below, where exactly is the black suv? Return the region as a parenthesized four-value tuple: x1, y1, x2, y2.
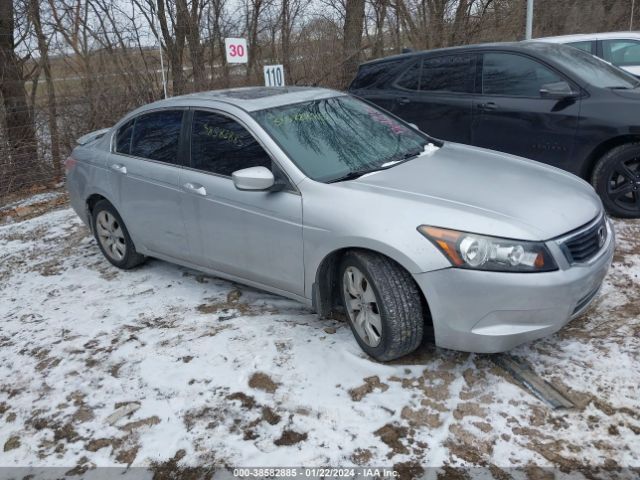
(349, 42, 640, 217)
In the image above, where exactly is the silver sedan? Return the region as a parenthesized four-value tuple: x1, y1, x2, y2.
(66, 87, 614, 361)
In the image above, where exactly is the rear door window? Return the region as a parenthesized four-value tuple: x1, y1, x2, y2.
(420, 54, 476, 93)
(190, 110, 272, 176)
(566, 40, 595, 54)
(602, 39, 640, 66)
(130, 110, 184, 164)
(481, 52, 563, 97)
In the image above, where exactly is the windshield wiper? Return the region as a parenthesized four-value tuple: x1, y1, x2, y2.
(327, 167, 384, 183)
(328, 145, 433, 183)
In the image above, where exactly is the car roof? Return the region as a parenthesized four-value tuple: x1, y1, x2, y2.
(358, 41, 566, 66)
(137, 86, 341, 113)
(536, 31, 640, 43)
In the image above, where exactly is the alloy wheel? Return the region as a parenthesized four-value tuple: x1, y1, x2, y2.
(607, 157, 640, 213)
(96, 210, 127, 261)
(342, 266, 382, 347)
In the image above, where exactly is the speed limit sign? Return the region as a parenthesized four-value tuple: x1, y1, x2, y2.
(225, 38, 248, 64)
(264, 65, 285, 87)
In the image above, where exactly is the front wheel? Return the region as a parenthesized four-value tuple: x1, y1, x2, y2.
(592, 143, 640, 218)
(339, 250, 424, 361)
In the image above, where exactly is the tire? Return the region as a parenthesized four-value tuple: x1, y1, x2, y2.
(339, 250, 424, 361)
(591, 142, 640, 218)
(91, 200, 145, 269)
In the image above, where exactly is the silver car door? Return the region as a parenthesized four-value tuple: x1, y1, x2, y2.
(108, 109, 190, 261)
(179, 108, 304, 296)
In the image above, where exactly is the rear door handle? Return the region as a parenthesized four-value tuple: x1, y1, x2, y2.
(477, 102, 497, 111)
(183, 182, 207, 196)
(110, 163, 127, 174)
(397, 97, 411, 105)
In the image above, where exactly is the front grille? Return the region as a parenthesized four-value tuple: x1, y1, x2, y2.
(561, 216, 608, 264)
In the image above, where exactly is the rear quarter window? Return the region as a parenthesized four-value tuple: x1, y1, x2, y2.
(350, 59, 406, 89)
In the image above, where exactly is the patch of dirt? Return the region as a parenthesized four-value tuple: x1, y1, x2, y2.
(445, 424, 494, 465)
(401, 406, 442, 428)
(452, 402, 488, 421)
(274, 429, 308, 446)
(115, 444, 139, 465)
(351, 448, 372, 465)
(86, 438, 118, 452)
(348, 375, 389, 401)
(227, 392, 256, 409)
(393, 461, 425, 480)
(248, 372, 278, 393)
(54, 423, 80, 443)
(196, 289, 275, 319)
(4, 436, 20, 451)
(150, 449, 215, 479)
(119, 416, 161, 432)
(261, 406, 281, 425)
(0, 190, 67, 224)
(374, 423, 409, 456)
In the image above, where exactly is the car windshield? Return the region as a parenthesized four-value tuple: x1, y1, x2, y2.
(251, 95, 433, 183)
(532, 43, 640, 89)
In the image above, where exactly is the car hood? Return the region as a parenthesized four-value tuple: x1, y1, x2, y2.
(344, 142, 602, 240)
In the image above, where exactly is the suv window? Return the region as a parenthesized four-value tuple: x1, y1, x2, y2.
(191, 110, 272, 176)
(115, 119, 134, 154)
(567, 40, 594, 54)
(421, 54, 475, 93)
(396, 61, 421, 90)
(602, 39, 640, 66)
(351, 59, 405, 89)
(482, 53, 562, 97)
(130, 110, 184, 164)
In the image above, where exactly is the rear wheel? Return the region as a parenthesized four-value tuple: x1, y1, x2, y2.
(592, 143, 640, 218)
(91, 200, 145, 269)
(339, 250, 424, 361)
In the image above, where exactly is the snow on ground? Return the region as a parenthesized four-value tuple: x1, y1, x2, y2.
(0, 199, 639, 477)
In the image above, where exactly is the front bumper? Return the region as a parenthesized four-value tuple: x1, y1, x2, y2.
(413, 219, 615, 353)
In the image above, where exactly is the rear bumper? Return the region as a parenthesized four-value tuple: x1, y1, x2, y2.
(413, 220, 615, 353)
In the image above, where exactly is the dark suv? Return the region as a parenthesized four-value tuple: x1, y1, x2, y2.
(349, 42, 640, 217)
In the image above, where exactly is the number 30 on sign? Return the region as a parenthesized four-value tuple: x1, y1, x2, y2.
(264, 65, 285, 87)
(225, 38, 248, 64)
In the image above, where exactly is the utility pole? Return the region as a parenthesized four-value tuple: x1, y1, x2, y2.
(154, 0, 168, 98)
(632, 0, 636, 30)
(526, 0, 534, 39)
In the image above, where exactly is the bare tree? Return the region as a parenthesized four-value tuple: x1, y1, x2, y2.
(342, 0, 366, 86)
(29, 0, 62, 180)
(0, 0, 39, 193)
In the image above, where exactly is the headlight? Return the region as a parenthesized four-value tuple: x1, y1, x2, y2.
(417, 226, 558, 273)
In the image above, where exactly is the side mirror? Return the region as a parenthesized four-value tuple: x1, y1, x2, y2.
(539, 81, 579, 100)
(232, 166, 274, 191)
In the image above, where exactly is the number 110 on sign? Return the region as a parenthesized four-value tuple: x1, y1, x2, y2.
(264, 65, 285, 87)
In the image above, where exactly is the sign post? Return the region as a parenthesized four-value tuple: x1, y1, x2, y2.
(225, 38, 248, 64)
(263, 65, 285, 87)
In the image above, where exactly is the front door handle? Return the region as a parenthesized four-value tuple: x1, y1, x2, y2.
(110, 163, 127, 174)
(183, 182, 207, 196)
(477, 102, 497, 111)
(397, 97, 411, 105)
